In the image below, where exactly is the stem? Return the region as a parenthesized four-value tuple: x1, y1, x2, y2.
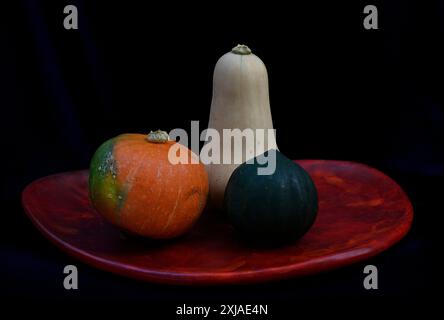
(146, 130, 169, 143)
(231, 44, 252, 55)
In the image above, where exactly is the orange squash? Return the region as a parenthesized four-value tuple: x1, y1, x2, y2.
(89, 131, 209, 239)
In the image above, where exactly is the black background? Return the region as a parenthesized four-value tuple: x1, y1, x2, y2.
(1, 0, 443, 313)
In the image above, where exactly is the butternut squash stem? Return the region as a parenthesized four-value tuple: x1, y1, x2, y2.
(147, 130, 169, 143)
(231, 44, 252, 55)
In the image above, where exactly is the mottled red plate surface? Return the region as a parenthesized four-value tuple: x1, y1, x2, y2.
(22, 160, 413, 285)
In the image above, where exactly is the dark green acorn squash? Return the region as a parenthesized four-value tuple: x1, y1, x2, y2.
(223, 150, 318, 245)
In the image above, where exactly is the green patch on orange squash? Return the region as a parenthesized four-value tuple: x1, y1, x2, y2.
(89, 137, 123, 220)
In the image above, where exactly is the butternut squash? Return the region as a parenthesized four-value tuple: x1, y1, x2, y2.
(205, 44, 278, 209)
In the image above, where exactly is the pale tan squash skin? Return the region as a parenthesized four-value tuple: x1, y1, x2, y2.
(205, 45, 278, 209)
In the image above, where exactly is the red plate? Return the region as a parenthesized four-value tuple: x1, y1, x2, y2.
(22, 160, 413, 285)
